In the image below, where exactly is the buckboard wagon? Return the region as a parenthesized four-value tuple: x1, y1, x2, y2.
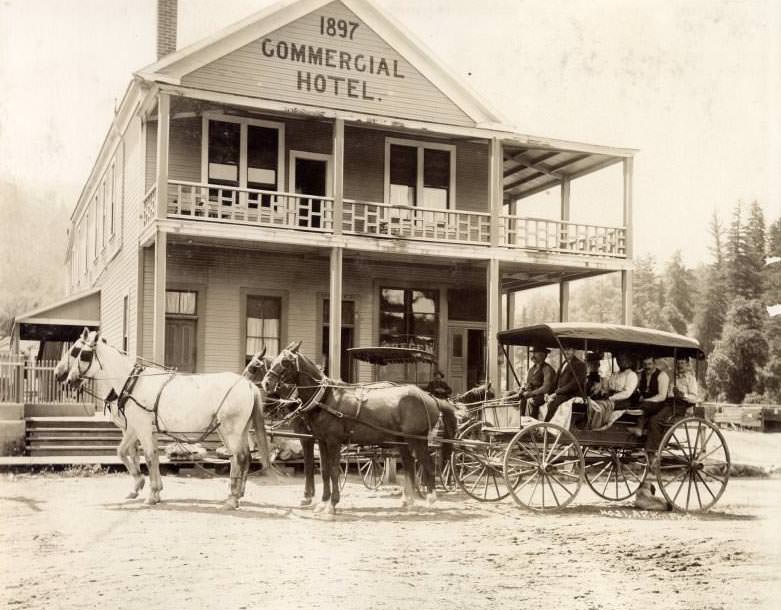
(448, 323, 730, 512)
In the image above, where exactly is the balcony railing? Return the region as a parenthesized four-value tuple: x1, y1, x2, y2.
(166, 180, 333, 232)
(144, 180, 626, 257)
(142, 185, 157, 227)
(503, 216, 627, 257)
(343, 200, 491, 244)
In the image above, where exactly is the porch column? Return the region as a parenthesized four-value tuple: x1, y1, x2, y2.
(328, 246, 343, 380)
(489, 138, 503, 247)
(505, 290, 516, 392)
(152, 92, 170, 364)
(487, 258, 501, 392)
(559, 176, 570, 322)
(622, 157, 634, 324)
(332, 118, 344, 235)
(155, 92, 170, 220)
(152, 232, 167, 364)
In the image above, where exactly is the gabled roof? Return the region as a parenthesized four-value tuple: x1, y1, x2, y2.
(135, 0, 509, 128)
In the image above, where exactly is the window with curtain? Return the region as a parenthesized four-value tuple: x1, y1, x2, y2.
(165, 290, 197, 315)
(387, 140, 453, 209)
(246, 296, 281, 363)
(389, 144, 417, 206)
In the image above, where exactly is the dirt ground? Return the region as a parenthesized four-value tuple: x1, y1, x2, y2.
(1, 467, 780, 610)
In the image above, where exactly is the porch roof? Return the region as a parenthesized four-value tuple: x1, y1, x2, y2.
(13, 289, 101, 341)
(502, 144, 625, 201)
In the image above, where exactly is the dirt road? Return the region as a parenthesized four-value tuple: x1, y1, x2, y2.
(1, 471, 779, 610)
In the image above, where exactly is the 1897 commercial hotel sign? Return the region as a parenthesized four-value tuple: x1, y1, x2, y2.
(179, 1, 474, 126)
(261, 15, 405, 101)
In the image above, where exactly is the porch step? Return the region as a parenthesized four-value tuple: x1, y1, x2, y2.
(24, 416, 224, 457)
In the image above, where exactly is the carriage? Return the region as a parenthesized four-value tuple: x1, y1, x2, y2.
(448, 323, 730, 513)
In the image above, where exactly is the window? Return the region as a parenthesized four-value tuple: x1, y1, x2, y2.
(203, 116, 284, 207)
(379, 287, 439, 353)
(100, 181, 107, 247)
(386, 139, 455, 209)
(246, 296, 281, 363)
(122, 295, 129, 352)
(109, 164, 116, 236)
(165, 290, 197, 315)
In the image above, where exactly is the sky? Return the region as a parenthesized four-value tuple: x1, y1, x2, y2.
(0, 0, 778, 267)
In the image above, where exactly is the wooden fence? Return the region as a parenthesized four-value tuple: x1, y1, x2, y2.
(0, 356, 95, 406)
(702, 402, 781, 432)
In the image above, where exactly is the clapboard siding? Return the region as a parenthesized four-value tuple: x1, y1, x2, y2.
(95, 120, 143, 356)
(149, 114, 489, 211)
(164, 244, 484, 378)
(177, 1, 474, 128)
(141, 247, 155, 359)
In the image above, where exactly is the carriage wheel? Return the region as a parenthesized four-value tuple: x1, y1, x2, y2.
(439, 457, 457, 492)
(358, 453, 386, 490)
(655, 417, 730, 512)
(583, 447, 648, 501)
(503, 422, 584, 511)
(451, 421, 511, 502)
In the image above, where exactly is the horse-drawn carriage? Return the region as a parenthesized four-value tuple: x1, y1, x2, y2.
(448, 323, 730, 512)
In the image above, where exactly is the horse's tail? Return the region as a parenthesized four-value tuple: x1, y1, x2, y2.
(250, 385, 272, 471)
(433, 398, 459, 465)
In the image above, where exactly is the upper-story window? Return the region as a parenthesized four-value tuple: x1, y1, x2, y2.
(203, 115, 285, 206)
(385, 138, 455, 210)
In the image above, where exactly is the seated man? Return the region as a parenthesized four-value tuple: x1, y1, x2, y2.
(543, 346, 587, 422)
(645, 357, 701, 467)
(627, 355, 670, 437)
(515, 345, 555, 419)
(594, 352, 638, 409)
(585, 352, 603, 397)
(426, 370, 452, 399)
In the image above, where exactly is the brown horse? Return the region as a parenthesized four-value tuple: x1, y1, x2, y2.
(261, 342, 460, 515)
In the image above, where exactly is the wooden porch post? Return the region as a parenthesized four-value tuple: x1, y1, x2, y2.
(559, 176, 570, 322)
(152, 92, 170, 364)
(487, 258, 501, 393)
(328, 246, 343, 380)
(622, 157, 634, 324)
(505, 290, 516, 392)
(489, 138, 503, 247)
(332, 118, 344, 235)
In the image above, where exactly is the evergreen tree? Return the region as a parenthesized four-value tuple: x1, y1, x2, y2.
(568, 274, 622, 324)
(756, 315, 781, 402)
(662, 302, 687, 335)
(744, 201, 766, 300)
(725, 202, 760, 299)
(762, 216, 781, 307)
(693, 212, 728, 354)
(632, 255, 667, 329)
(663, 250, 695, 323)
(706, 298, 769, 403)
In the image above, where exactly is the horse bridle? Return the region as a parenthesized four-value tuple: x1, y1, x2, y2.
(68, 334, 104, 380)
(262, 349, 299, 394)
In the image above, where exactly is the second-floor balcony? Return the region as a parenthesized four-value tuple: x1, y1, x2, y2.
(143, 180, 627, 258)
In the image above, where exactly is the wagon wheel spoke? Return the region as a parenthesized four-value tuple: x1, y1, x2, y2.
(543, 473, 561, 507)
(693, 469, 718, 502)
(697, 466, 728, 485)
(547, 470, 573, 503)
(467, 466, 489, 495)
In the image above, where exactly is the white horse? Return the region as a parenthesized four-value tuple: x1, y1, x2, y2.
(54, 328, 271, 509)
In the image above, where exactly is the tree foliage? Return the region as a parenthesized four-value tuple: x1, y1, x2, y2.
(706, 298, 769, 403)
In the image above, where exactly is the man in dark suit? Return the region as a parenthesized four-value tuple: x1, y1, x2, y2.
(544, 346, 587, 422)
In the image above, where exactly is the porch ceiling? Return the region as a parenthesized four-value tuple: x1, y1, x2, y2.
(500, 264, 614, 292)
(502, 146, 623, 201)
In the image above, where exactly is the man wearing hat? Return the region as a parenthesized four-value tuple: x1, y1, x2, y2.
(585, 352, 603, 397)
(517, 346, 555, 419)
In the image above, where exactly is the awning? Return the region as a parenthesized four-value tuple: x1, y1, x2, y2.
(348, 346, 437, 366)
(13, 289, 101, 342)
(498, 323, 703, 358)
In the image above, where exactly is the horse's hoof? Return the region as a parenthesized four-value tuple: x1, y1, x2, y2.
(126, 491, 139, 500)
(425, 492, 437, 507)
(313, 502, 325, 513)
(300, 497, 313, 507)
(324, 503, 335, 515)
(223, 497, 239, 510)
(144, 497, 157, 506)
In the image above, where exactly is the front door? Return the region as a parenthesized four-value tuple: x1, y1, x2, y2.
(447, 325, 486, 395)
(291, 153, 331, 229)
(165, 318, 196, 373)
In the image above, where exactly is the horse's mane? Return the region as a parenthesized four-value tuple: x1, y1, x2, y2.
(455, 383, 494, 404)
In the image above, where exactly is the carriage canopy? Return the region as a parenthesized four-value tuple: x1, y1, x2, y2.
(347, 346, 437, 366)
(497, 323, 704, 359)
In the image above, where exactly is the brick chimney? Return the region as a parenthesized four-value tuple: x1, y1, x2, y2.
(156, 0, 178, 59)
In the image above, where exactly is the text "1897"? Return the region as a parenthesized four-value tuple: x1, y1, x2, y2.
(320, 16, 359, 39)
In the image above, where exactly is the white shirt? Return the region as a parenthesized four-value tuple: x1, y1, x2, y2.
(605, 369, 639, 402)
(669, 371, 701, 403)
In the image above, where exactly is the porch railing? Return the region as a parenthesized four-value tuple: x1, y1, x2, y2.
(145, 180, 627, 257)
(503, 216, 627, 257)
(343, 200, 492, 244)
(0, 356, 96, 405)
(167, 180, 333, 232)
(142, 185, 157, 227)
